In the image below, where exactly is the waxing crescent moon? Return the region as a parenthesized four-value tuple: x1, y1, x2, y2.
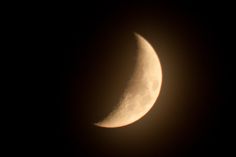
(95, 33, 162, 128)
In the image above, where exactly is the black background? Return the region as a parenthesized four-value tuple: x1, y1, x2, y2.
(40, 1, 233, 157)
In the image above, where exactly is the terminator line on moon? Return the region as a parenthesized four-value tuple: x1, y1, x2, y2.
(94, 33, 163, 128)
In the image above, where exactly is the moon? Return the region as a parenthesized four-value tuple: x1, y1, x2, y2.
(95, 33, 162, 128)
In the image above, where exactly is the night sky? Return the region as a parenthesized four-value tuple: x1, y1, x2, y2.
(42, 1, 233, 157)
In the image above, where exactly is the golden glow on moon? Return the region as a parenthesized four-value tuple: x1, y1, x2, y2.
(95, 33, 162, 128)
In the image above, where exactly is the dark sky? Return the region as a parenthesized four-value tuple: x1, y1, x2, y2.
(43, 1, 233, 157)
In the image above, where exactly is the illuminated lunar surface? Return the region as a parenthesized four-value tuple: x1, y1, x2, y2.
(95, 33, 162, 128)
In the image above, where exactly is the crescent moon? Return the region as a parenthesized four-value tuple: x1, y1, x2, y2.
(95, 33, 162, 128)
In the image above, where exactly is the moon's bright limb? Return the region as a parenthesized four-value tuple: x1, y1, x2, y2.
(95, 33, 162, 128)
